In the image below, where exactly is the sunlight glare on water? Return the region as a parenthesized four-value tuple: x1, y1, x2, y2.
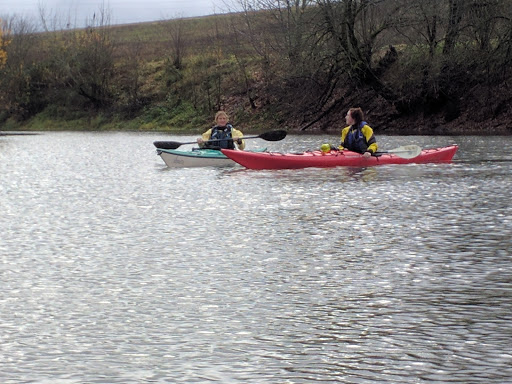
(1, 132, 511, 383)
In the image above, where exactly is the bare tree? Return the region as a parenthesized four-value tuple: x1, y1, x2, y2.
(443, 0, 466, 55)
(116, 36, 146, 116)
(161, 16, 187, 70)
(0, 15, 45, 118)
(52, 6, 116, 109)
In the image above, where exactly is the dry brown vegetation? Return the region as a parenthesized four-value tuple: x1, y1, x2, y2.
(1, 0, 511, 135)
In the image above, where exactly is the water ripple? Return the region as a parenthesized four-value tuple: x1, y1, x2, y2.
(1, 133, 511, 383)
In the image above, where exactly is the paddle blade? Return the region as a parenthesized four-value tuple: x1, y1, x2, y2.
(258, 130, 287, 141)
(153, 141, 182, 149)
(388, 145, 422, 159)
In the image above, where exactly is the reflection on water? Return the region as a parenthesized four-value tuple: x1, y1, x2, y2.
(1, 132, 511, 383)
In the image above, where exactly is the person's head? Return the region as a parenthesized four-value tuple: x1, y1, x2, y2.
(215, 111, 229, 126)
(345, 107, 364, 127)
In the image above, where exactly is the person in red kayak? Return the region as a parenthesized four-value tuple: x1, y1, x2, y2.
(197, 111, 245, 150)
(338, 107, 378, 158)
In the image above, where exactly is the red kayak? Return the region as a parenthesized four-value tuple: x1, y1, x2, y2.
(221, 145, 458, 170)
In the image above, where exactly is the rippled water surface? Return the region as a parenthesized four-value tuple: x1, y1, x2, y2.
(1, 132, 511, 383)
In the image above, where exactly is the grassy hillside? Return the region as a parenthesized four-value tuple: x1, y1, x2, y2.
(1, 1, 511, 135)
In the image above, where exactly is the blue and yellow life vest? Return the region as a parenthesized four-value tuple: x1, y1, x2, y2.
(344, 121, 370, 153)
(207, 124, 236, 149)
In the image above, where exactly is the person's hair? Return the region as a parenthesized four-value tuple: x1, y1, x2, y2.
(215, 111, 229, 124)
(349, 107, 364, 127)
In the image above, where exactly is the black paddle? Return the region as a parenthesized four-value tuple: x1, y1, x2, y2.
(154, 130, 287, 149)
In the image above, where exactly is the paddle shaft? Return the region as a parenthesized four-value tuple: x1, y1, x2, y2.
(154, 130, 287, 149)
(375, 145, 421, 159)
(154, 135, 258, 150)
(197, 134, 261, 145)
(337, 145, 422, 159)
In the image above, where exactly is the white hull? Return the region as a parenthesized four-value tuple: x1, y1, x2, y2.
(158, 150, 235, 168)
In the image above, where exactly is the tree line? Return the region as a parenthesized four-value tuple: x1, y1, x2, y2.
(1, 0, 511, 133)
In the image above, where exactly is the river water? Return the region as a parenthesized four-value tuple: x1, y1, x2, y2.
(1, 132, 511, 383)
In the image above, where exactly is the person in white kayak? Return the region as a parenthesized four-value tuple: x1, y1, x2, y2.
(197, 111, 245, 150)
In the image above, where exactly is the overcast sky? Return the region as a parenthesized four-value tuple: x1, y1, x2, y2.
(1, 0, 233, 26)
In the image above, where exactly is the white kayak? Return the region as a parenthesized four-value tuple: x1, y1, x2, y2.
(156, 147, 267, 168)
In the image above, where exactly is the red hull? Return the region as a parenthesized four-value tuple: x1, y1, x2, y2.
(222, 145, 458, 170)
